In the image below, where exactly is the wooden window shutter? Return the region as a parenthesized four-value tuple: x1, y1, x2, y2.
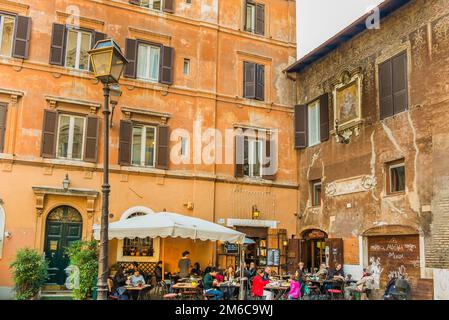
(379, 59, 393, 120)
(234, 134, 244, 178)
(91, 31, 106, 50)
(294, 104, 308, 149)
(49, 23, 66, 66)
(287, 239, 300, 274)
(124, 38, 138, 78)
(163, 0, 175, 13)
(392, 52, 408, 115)
(160, 46, 174, 85)
(156, 125, 169, 170)
(325, 238, 344, 270)
(129, 0, 141, 5)
(262, 137, 276, 180)
(12, 16, 31, 59)
(84, 117, 99, 163)
(299, 239, 307, 266)
(255, 3, 265, 35)
(255, 64, 265, 101)
(41, 110, 58, 158)
(243, 62, 256, 99)
(90, 31, 107, 72)
(118, 120, 132, 165)
(319, 94, 329, 142)
(0, 103, 7, 153)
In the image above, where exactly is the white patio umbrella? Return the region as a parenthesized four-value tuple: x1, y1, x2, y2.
(92, 211, 246, 244)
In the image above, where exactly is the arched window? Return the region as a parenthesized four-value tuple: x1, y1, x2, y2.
(0, 205, 5, 258)
(121, 207, 154, 257)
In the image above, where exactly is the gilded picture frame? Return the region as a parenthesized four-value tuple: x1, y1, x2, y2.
(332, 73, 362, 130)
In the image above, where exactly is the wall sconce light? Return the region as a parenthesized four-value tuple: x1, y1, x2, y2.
(62, 174, 70, 191)
(283, 239, 288, 247)
(251, 205, 260, 220)
(335, 119, 350, 144)
(4, 231, 12, 239)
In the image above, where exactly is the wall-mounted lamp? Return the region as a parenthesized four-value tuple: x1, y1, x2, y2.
(334, 119, 350, 144)
(251, 205, 260, 220)
(282, 240, 288, 247)
(62, 174, 70, 191)
(4, 231, 12, 239)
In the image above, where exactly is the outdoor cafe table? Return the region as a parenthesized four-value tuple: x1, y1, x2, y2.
(125, 284, 152, 300)
(218, 282, 241, 300)
(264, 283, 290, 300)
(172, 282, 202, 299)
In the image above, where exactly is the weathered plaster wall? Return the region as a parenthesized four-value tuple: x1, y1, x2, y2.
(295, 0, 449, 273)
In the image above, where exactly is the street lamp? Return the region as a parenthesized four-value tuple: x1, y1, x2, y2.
(88, 39, 128, 301)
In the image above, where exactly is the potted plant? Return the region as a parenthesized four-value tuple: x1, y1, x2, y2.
(10, 248, 48, 300)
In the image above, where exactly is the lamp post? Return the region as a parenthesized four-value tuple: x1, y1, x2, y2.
(88, 39, 128, 301)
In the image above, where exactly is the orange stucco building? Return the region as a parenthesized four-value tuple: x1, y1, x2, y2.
(0, 0, 297, 294)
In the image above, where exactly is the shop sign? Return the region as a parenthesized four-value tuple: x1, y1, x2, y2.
(227, 219, 278, 229)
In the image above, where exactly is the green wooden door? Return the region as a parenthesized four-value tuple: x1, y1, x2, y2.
(44, 206, 82, 285)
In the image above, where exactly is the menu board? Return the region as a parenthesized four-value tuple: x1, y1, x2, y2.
(225, 243, 239, 254)
(267, 249, 280, 266)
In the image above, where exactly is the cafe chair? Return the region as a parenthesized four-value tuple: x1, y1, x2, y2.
(328, 289, 344, 300)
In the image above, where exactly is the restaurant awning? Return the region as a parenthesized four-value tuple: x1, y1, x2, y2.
(92, 211, 246, 244)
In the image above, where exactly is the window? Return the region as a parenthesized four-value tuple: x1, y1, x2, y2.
(123, 212, 154, 257)
(243, 136, 263, 178)
(56, 114, 86, 160)
(137, 43, 161, 82)
(388, 161, 405, 194)
(244, 1, 264, 35)
(294, 94, 329, 149)
(0, 14, 15, 57)
(243, 61, 265, 101)
(379, 51, 408, 119)
(132, 125, 157, 167)
(308, 100, 320, 147)
(311, 180, 322, 207)
(183, 58, 190, 75)
(65, 28, 91, 70)
(245, 2, 255, 33)
(139, 0, 162, 10)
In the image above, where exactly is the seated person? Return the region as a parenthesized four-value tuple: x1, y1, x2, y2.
(129, 270, 146, 286)
(203, 267, 223, 300)
(252, 269, 270, 299)
(325, 263, 345, 292)
(328, 263, 345, 281)
(288, 275, 301, 300)
(191, 262, 202, 277)
(316, 263, 328, 280)
(344, 269, 375, 300)
(155, 261, 163, 283)
(109, 266, 128, 300)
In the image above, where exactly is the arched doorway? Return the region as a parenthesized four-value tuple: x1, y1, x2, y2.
(44, 206, 83, 285)
(301, 229, 328, 272)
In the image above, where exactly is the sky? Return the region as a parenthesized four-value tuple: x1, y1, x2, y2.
(297, 0, 384, 58)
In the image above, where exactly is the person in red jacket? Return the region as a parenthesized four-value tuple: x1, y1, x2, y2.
(252, 269, 270, 299)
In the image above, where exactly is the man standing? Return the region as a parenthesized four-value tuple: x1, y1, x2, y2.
(178, 250, 191, 278)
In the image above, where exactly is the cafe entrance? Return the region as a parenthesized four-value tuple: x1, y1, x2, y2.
(301, 229, 328, 273)
(235, 226, 268, 267)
